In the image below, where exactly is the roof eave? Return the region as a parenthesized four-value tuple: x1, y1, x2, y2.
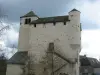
(20, 15, 39, 18)
(30, 20, 70, 24)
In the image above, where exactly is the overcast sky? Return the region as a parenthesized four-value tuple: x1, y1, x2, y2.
(0, 0, 100, 59)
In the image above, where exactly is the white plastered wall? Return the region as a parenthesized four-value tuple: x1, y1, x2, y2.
(18, 10, 81, 75)
(6, 64, 22, 75)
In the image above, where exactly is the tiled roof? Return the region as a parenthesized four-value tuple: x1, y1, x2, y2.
(30, 15, 70, 24)
(88, 57, 100, 68)
(80, 55, 100, 68)
(20, 11, 38, 18)
(7, 51, 28, 65)
(20, 9, 80, 24)
(70, 8, 80, 12)
(80, 56, 91, 66)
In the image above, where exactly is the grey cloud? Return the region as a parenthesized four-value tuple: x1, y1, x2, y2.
(82, 21, 99, 29)
(1, 0, 77, 22)
(4, 26, 19, 49)
(5, 39, 18, 48)
(1, 0, 78, 32)
(88, 0, 98, 3)
(0, 0, 98, 24)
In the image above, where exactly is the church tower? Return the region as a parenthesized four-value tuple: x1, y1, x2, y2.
(18, 11, 38, 51)
(68, 9, 81, 75)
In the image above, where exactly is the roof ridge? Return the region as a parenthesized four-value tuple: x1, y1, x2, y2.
(70, 8, 80, 12)
(39, 15, 68, 19)
(30, 15, 69, 24)
(20, 11, 38, 18)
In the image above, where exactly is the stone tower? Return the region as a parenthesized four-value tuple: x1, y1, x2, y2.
(18, 11, 38, 51)
(18, 8, 81, 75)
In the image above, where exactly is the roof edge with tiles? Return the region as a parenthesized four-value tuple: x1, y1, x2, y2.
(20, 11, 38, 18)
(69, 8, 80, 13)
(7, 51, 28, 65)
(30, 15, 70, 24)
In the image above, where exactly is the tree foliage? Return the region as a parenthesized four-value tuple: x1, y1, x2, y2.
(0, 6, 10, 57)
(0, 6, 10, 37)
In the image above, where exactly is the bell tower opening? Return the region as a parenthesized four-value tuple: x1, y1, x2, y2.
(20, 11, 38, 25)
(25, 18, 31, 24)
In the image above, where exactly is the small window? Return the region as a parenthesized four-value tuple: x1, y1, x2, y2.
(34, 24, 36, 27)
(53, 22, 56, 26)
(25, 18, 31, 24)
(29, 18, 31, 23)
(64, 22, 66, 25)
(80, 23, 82, 31)
(25, 19, 28, 24)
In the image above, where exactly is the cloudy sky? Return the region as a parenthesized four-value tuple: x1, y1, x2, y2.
(0, 0, 100, 59)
